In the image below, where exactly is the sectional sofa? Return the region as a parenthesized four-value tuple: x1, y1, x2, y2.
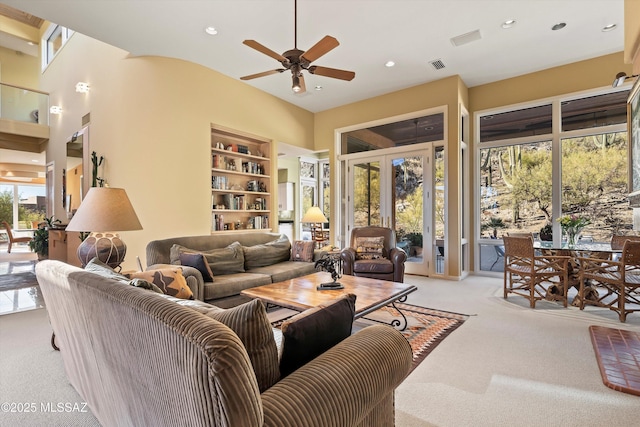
(146, 232, 325, 301)
(35, 259, 412, 426)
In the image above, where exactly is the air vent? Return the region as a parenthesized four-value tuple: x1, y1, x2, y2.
(429, 59, 446, 70)
(450, 29, 482, 47)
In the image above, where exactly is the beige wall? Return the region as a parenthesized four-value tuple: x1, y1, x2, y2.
(40, 33, 314, 271)
(314, 76, 467, 276)
(0, 46, 39, 88)
(469, 52, 632, 113)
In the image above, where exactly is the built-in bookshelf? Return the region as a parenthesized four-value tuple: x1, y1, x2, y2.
(211, 124, 272, 233)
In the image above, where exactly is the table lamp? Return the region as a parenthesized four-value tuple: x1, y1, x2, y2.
(66, 187, 142, 270)
(301, 206, 328, 242)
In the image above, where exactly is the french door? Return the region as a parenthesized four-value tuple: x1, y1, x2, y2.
(345, 145, 435, 275)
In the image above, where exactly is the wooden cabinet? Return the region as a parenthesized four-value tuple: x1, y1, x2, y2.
(211, 124, 272, 233)
(278, 182, 294, 211)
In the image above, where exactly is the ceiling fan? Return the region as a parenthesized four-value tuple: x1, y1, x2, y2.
(240, 0, 355, 94)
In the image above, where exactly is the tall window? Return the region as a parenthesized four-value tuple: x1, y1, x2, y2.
(476, 88, 630, 272)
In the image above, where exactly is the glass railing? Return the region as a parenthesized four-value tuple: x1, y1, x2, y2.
(0, 82, 49, 126)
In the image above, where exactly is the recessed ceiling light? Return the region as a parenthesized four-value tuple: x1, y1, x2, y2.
(551, 23, 566, 31)
(602, 23, 617, 32)
(314, 85, 322, 91)
(385, 61, 395, 68)
(27, 41, 35, 46)
(501, 19, 516, 29)
(205, 26, 218, 35)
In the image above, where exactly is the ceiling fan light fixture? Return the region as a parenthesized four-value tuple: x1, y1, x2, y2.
(292, 75, 302, 93)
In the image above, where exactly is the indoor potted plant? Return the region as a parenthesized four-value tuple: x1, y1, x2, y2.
(29, 216, 61, 260)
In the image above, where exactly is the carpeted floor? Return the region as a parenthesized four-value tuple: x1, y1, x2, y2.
(0, 272, 39, 292)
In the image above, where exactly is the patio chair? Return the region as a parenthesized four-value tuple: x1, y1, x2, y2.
(2, 221, 33, 253)
(577, 239, 640, 322)
(503, 235, 570, 308)
(340, 226, 407, 282)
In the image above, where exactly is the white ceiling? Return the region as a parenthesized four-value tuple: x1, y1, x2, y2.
(2, 0, 625, 114)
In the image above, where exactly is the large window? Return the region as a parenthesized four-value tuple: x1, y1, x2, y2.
(476, 88, 631, 273)
(0, 184, 47, 230)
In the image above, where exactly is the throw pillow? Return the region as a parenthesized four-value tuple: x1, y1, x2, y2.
(243, 236, 292, 270)
(355, 236, 385, 260)
(84, 257, 130, 282)
(129, 268, 194, 300)
(279, 293, 356, 378)
(179, 252, 214, 282)
(291, 240, 315, 262)
(199, 299, 280, 392)
(170, 242, 245, 275)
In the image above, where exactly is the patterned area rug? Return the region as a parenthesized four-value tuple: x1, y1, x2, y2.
(369, 303, 469, 373)
(272, 303, 469, 374)
(0, 272, 39, 292)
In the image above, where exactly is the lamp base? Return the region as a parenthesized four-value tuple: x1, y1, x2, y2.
(317, 282, 344, 290)
(77, 232, 126, 270)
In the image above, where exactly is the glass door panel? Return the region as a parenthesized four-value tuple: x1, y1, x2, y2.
(352, 160, 381, 227)
(393, 155, 425, 271)
(346, 147, 433, 276)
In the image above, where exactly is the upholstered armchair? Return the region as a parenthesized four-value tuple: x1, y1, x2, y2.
(340, 226, 407, 282)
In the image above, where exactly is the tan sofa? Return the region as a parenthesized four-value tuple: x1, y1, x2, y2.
(36, 260, 412, 426)
(146, 232, 324, 301)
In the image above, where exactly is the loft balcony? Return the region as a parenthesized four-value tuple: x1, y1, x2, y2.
(0, 82, 49, 153)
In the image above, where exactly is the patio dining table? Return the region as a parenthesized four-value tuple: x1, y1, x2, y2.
(533, 240, 620, 305)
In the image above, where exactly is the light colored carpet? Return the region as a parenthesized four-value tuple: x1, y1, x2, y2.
(1, 274, 639, 426)
(396, 275, 640, 427)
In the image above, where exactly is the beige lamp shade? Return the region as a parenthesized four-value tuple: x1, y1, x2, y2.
(66, 187, 142, 232)
(66, 187, 142, 269)
(301, 206, 328, 224)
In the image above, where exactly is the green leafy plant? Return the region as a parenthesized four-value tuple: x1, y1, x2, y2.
(404, 232, 423, 248)
(28, 216, 62, 259)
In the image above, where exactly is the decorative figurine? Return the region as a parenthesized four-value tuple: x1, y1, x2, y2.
(314, 254, 343, 290)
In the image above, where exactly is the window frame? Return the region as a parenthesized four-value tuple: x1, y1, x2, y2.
(41, 23, 75, 71)
(474, 86, 630, 274)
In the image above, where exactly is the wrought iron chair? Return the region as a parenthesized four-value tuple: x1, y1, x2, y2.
(2, 221, 33, 253)
(577, 239, 640, 322)
(503, 235, 570, 308)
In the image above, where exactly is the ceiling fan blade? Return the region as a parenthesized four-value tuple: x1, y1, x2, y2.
(300, 35, 339, 63)
(243, 40, 288, 63)
(308, 66, 355, 81)
(240, 69, 285, 80)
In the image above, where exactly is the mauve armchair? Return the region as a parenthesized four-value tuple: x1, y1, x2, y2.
(340, 226, 407, 283)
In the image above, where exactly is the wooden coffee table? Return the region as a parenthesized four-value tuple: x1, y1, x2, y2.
(241, 272, 417, 330)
